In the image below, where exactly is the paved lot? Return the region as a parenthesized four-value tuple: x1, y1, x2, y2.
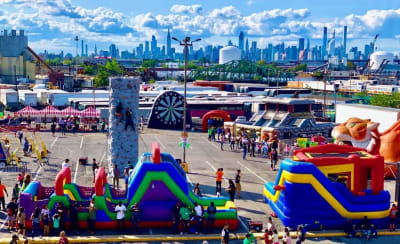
(0, 129, 399, 243)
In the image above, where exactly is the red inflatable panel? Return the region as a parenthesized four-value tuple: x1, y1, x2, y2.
(95, 167, 107, 196)
(54, 167, 71, 196)
(152, 142, 161, 164)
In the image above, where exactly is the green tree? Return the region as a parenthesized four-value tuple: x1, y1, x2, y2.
(83, 64, 95, 75)
(346, 61, 355, 70)
(142, 59, 156, 68)
(63, 59, 72, 65)
(93, 65, 110, 88)
(370, 93, 400, 108)
(105, 59, 123, 74)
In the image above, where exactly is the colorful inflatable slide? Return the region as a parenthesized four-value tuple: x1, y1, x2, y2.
(264, 144, 391, 230)
(20, 143, 238, 229)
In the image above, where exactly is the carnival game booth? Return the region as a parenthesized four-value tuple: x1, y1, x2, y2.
(80, 107, 100, 131)
(264, 144, 390, 230)
(20, 143, 239, 229)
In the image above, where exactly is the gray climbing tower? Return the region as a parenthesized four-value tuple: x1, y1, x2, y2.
(108, 77, 140, 173)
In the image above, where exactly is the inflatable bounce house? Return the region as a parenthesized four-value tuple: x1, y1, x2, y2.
(264, 144, 390, 230)
(332, 117, 400, 178)
(20, 143, 238, 229)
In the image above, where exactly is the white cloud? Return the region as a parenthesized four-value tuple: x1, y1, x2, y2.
(170, 4, 202, 15)
(0, 0, 399, 52)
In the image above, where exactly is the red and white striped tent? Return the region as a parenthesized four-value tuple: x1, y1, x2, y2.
(59, 106, 81, 117)
(80, 107, 100, 117)
(39, 105, 61, 117)
(16, 106, 40, 117)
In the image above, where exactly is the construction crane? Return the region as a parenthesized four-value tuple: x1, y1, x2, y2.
(361, 34, 379, 75)
(26, 46, 64, 88)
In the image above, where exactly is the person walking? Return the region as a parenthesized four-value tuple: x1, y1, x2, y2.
(242, 138, 248, 160)
(220, 133, 225, 151)
(235, 170, 242, 199)
(130, 203, 141, 234)
(62, 159, 69, 168)
(226, 180, 236, 202)
(221, 223, 230, 244)
(87, 199, 97, 234)
(205, 202, 216, 234)
(0, 180, 8, 211)
(216, 168, 224, 195)
(251, 139, 256, 157)
(92, 158, 98, 182)
(113, 165, 120, 189)
(51, 123, 56, 137)
(267, 216, 276, 232)
(124, 167, 130, 190)
(115, 202, 126, 231)
(30, 207, 41, 239)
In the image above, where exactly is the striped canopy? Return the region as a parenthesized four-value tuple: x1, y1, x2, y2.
(39, 105, 61, 116)
(80, 106, 100, 117)
(59, 106, 81, 117)
(16, 106, 40, 116)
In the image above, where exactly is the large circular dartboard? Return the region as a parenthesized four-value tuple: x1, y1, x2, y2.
(153, 91, 184, 126)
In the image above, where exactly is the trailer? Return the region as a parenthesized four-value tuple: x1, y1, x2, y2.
(18, 90, 37, 107)
(0, 89, 19, 109)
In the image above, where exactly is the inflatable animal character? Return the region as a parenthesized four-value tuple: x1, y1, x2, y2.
(332, 117, 400, 177)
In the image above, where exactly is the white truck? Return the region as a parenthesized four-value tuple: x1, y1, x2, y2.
(335, 103, 400, 132)
(48, 90, 110, 107)
(18, 90, 37, 107)
(0, 89, 19, 109)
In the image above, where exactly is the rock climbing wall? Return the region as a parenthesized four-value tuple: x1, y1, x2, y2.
(108, 77, 140, 174)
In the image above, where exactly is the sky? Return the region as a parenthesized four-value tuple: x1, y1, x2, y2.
(0, 0, 400, 54)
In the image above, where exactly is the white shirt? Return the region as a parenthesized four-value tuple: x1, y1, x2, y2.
(41, 208, 50, 216)
(115, 205, 126, 220)
(62, 162, 69, 168)
(194, 205, 203, 217)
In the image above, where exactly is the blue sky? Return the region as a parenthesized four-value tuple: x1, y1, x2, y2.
(0, 0, 399, 54)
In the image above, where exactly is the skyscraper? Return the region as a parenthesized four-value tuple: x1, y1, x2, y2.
(109, 44, 118, 58)
(167, 28, 172, 59)
(151, 35, 157, 58)
(322, 27, 328, 59)
(81, 40, 84, 56)
(245, 38, 249, 59)
(298, 38, 305, 50)
(343, 26, 347, 57)
(238, 31, 244, 51)
(85, 44, 88, 57)
(144, 41, 150, 59)
(328, 30, 335, 57)
(94, 44, 97, 56)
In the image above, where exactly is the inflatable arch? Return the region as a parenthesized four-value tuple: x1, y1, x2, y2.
(202, 110, 231, 132)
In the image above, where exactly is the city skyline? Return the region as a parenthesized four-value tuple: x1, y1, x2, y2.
(0, 0, 399, 54)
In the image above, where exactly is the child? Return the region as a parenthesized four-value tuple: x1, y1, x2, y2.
(389, 203, 398, 231)
(42, 212, 50, 236)
(58, 231, 69, 244)
(271, 229, 279, 244)
(53, 213, 60, 235)
(264, 229, 271, 244)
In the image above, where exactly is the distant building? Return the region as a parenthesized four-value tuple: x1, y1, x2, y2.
(238, 31, 244, 51)
(167, 28, 172, 59)
(343, 26, 347, 57)
(0, 29, 35, 83)
(322, 27, 328, 60)
(109, 44, 118, 58)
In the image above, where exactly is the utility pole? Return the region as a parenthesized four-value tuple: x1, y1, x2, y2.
(323, 69, 327, 119)
(172, 36, 201, 165)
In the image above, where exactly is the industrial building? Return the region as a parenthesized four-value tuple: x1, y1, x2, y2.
(0, 29, 35, 83)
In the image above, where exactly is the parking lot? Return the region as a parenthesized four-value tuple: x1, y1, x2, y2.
(0, 129, 398, 243)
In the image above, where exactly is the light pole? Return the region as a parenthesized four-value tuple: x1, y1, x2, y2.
(172, 36, 201, 165)
(74, 36, 79, 77)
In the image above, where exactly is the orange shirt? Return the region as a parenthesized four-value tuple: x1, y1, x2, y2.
(0, 184, 6, 197)
(216, 171, 224, 182)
